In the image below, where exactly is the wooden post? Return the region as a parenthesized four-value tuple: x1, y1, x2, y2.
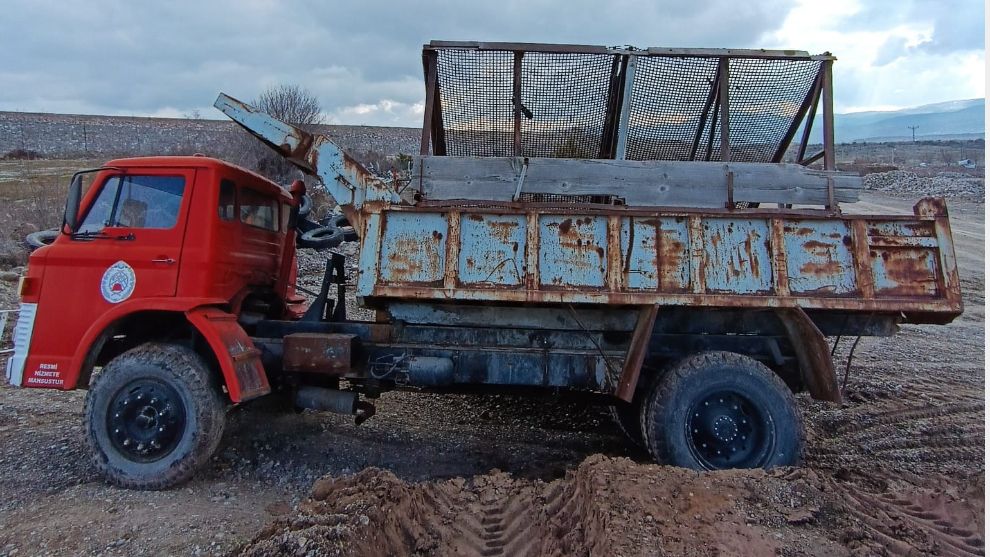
(420, 52, 438, 156)
(821, 58, 836, 172)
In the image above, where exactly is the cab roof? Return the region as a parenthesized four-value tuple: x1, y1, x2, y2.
(103, 155, 292, 201)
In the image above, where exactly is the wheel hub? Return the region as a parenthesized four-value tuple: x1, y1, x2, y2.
(107, 379, 186, 462)
(686, 390, 770, 469)
(711, 415, 738, 442)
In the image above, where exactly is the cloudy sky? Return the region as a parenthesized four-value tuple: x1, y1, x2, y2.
(1, 0, 984, 126)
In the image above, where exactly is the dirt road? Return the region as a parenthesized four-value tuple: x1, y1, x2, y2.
(0, 192, 983, 556)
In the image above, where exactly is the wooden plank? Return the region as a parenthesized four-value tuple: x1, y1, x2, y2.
(414, 156, 862, 207)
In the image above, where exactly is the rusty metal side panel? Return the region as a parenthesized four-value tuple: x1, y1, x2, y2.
(538, 215, 608, 288)
(378, 212, 448, 285)
(458, 213, 527, 286)
(701, 218, 773, 294)
(782, 219, 857, 295)
(870, 247, 938, 298)
(361, 200, 961, 320)
(619, 218, 659, 290)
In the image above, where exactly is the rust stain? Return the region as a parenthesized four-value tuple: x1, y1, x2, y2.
(467, 214, 484, 221)
(803, 240, 833, 250)
(559, 218, 573, 235)
(800, 260, 843, 275)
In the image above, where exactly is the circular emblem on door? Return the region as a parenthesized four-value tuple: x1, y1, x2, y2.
(100, 261, 136, 303)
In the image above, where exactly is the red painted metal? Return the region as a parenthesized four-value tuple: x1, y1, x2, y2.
(18, 157, 292, 398)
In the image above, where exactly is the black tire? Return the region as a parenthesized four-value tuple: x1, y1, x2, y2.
(297, 194, 312, 218)
(296, 217, 320, 233)
(640, 351, 803, 470)
(25, 229, 58, 250)
(84, 343, 226, 490)
(298, 226, 344, 250)
(320, 214, 358, 242)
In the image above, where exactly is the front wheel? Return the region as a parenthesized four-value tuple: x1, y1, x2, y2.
(640, 351, 803, 470)
(84, 343, 226, 489)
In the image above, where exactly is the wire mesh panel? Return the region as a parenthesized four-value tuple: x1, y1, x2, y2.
(625, 56, 720, 161)
(725, 58, 822, 162)
(428, 43, 828, 164)
(435, 49, 515, 156)
(519, 52, 615, 158)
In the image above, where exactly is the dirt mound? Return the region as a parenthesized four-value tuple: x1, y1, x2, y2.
(238, 456, 835, 556)
(238, 453, 985, 557)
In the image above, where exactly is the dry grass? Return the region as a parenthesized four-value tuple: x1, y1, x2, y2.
(0, 159, 101, 266)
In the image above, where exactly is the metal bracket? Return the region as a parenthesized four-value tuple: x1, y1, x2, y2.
(724, 169, 735, 209)
(512, 157, 529, 201)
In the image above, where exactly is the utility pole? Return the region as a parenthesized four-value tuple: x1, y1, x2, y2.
(907, 125, 919, 142)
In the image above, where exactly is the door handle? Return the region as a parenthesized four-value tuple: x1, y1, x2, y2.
(152, 257, 176, 265)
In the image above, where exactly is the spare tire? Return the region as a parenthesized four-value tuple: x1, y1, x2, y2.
(297, 194, 313, 218)
(320, 214, 358, 242)
(296, 217, 320, 233)
(298, 226, 344, 250)
(26, 229, 59, 250)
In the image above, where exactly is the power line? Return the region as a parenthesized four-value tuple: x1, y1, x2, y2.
(907, 125, 919, 142)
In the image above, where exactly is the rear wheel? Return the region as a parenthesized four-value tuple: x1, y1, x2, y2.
(640, 351, 803, 470)
(85, 343, 226, 489)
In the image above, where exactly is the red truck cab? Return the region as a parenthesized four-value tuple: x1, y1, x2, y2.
(8, 156, 297, 400)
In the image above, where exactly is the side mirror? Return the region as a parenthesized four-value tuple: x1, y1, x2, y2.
(63, 173, 83, 233)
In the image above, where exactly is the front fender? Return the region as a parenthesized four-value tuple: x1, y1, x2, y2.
(185, 306, 270, 403)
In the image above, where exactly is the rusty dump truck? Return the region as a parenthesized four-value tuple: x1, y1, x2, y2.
(6, 42, 961, 488)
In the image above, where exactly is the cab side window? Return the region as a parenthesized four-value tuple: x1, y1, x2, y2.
(218, 180, 236, 221)
(239, 187, 279, 231)
(78, 175, 186, 233)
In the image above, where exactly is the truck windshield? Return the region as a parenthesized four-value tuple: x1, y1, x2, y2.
(78, 175, 186, 233)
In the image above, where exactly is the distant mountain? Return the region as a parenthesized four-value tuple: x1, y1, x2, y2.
(834, 99, 984, 143)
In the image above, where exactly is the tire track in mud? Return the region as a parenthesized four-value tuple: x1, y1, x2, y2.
(806, 400, 985, 475)
(829, 477, 984, 557)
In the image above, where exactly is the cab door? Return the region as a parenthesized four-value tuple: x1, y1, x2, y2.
(52, 169, 194, 301)
(29, 169, 195, 380)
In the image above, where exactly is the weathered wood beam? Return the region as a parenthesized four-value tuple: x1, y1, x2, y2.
(412, 156, 862, 207)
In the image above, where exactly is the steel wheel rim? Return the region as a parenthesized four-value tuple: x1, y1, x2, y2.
(685, 390, 773, 469)
(106, 379, 186, 462)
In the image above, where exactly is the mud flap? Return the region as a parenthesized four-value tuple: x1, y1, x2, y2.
(775, 307, 841, 403)
(186, 307, 270, 403)
(615, 305, 659, 402)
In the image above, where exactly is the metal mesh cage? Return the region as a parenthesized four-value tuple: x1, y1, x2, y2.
(722, 58, 822, 162)
(427, 43, 827, 164)
(625, 56, 720, 161)
(435, 49, 515, 157)
(519, 53, 614, 158)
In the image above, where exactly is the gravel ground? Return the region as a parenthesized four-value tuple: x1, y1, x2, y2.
(0, 192, 984, 556)
(863, 169, 985, 200)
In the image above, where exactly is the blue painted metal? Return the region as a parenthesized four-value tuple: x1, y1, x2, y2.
(782, 219, 856, 295)
(358, 202, 961, 318)
(213, 94, 399, 226)
(214, 93, 962, 322)
(459, 214, 527, 286)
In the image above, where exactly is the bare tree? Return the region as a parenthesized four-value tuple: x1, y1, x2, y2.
(255, 85, 326, 128)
